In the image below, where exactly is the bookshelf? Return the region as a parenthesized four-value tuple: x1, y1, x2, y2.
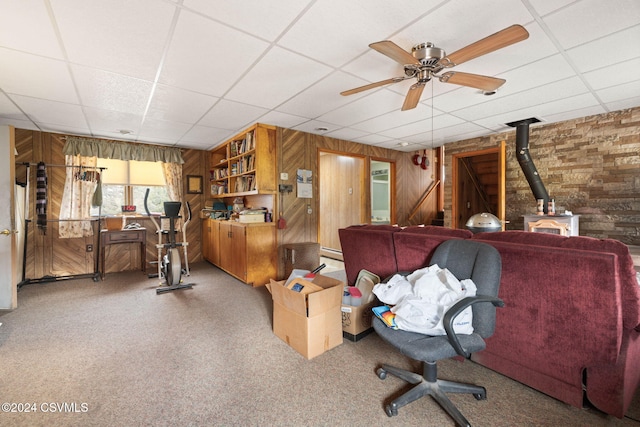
(209, 123, 277, 198)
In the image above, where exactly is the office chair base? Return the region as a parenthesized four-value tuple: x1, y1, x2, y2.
(377, 362, 485, 427)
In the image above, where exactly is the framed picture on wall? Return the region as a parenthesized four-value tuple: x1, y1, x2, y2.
(187, 175, 203, 194)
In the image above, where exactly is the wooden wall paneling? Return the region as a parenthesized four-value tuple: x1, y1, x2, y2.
(49, 134, 95, 276)
(181, 148, 206, 264)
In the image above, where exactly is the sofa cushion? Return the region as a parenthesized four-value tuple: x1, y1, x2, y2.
(338, 226, 400, 286)
(561, 236, 640, 329)
(401, 225, 473, 239)
(472, 230, 566, 246)
(393, 233, 455, 273)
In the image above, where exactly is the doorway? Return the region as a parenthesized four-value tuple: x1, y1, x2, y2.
(370, 159, 395, 225)
(318, 151, 366, 258)
(451, 142, 506, 229)
(0, 126, 18, 309)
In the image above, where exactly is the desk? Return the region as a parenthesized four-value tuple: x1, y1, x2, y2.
(100, 228, 146, 279)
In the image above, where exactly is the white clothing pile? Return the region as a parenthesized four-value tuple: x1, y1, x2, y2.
(373, 265, 477, 335)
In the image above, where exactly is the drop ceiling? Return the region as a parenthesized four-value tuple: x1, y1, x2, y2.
(1, 0, 639, 152)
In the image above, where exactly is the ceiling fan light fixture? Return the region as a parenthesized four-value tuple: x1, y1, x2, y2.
(340, 25, 529, 112)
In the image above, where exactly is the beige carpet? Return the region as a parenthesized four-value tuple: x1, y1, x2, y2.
(0, 262, 638, 427)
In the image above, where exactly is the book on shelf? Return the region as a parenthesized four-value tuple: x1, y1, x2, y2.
(234, 175, 255, 193)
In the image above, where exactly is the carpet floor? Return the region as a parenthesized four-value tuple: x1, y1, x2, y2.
(0, 262, 638, 427)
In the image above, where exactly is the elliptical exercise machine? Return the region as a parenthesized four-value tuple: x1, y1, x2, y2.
(144, 188, 194, 294)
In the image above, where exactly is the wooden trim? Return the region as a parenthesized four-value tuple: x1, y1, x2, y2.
(451, 143, 505, 229)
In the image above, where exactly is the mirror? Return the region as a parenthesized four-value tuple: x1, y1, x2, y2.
(370, 160, 393, 224)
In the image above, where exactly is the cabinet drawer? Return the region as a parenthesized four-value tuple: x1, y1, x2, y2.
(103, 230, 144, 244)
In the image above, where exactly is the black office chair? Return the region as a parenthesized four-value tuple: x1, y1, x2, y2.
(373, 239, 503, 427)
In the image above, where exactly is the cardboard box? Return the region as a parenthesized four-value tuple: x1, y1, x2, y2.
(341, 300, 377, 342)
(105, 216, 122, 231)
(267, 275, 344, 359)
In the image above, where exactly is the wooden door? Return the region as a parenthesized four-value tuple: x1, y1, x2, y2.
(319, 152, 365, 253)
(0, 126, 17, 309)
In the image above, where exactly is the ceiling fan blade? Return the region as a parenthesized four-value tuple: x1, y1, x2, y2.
(440, 71, 506, 91)
(340, 77, 406, 96)
(442, 24, 529, 67)
(401, 83, 425, 111)
(369, 40, 420, 66)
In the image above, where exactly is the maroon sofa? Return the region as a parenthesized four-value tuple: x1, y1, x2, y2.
(338, 225, 640, 418)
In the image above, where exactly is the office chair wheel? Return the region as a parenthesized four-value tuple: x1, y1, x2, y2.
(384, 403, 398, 417)
(473, 389, 487, 400)
(376, 367, 387, 380)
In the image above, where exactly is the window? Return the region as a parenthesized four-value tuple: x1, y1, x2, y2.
(90, 158, 168, 216)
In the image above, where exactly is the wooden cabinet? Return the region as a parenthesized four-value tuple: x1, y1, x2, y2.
(202, 219, 220, 265)
(202, 219, 211, 262)
(209, 123, 277, 198)
(206, 220, 275, 286)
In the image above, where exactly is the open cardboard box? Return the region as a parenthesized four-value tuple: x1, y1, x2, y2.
(341, 300, 377, 342)
(267, 274, 344, 359)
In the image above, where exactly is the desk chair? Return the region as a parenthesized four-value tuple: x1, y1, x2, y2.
(373, 239, 503, 427)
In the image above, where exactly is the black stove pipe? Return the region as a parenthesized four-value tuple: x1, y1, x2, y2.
(507, 118, 549, 214)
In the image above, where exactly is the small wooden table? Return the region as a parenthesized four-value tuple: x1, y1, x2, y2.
(100, 228, 146, 279)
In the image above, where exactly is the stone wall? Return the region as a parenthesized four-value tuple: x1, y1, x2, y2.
(444, 107, 640, 245)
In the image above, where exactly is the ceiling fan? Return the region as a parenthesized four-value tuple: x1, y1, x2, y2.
(340, 25, 529, 111)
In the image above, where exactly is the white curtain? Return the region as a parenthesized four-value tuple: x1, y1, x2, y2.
(162, 162, 183, 230)
(59, 155, 98, 238)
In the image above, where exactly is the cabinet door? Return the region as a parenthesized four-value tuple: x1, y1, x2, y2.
(210, 220, 220, 265)
(219, 222, 234, 272)
(202, 220, 211, 262)
(228, 223, 247, 280)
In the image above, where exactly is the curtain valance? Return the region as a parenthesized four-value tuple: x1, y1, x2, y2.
(63, 136, 184, 164)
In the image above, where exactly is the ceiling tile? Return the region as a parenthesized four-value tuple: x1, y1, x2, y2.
(256, 111, 308, 130)
(138, 117, 192, 142)
(72, 65, 153, 115)
(596, 80, 640, 104)
(324, 127, 369, 141)
(0, 0, 64, 59)
(542, 0, 640, 49)
(350, 103, 439, 133)
(380, 113, 464, 139)
(180, 125, 235, 149)
(82, 107, 143, 135)
(10, 95, 87, 128)
(0, 48, 78, 103)
(567, 25, 640, 73)
(225, 46, 333, 109)
(527, 0, 575, 17)
(159, 10, 270, 96)
(146, 84, 218, 124)
(198, 99, 269, 131)
(0, 93, 29, 121)
(583, 57, 640, 91)
(453, 77, 590, 121)
(317, 89, 405, 127)
(52, 0, 176, 80)
(278, 0, 446, 67)
(278, 71, 378, 118)
(184, 0, 314, 41)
